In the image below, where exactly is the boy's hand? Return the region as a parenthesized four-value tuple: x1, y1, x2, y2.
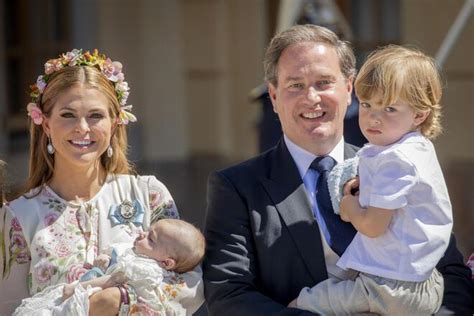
(343, 176, 360, 196)
(340, 194, 360, 222)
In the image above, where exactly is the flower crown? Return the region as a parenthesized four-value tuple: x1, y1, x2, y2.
(27, 48, 137, 125)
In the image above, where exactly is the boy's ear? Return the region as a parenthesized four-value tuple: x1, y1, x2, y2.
(414, 110, 430, 127)
(159, 258, 176, 271)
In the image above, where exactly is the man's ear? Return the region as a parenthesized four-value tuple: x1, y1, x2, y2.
(345, 76, 354, 106)
(268, 83, 278, 114)
(414, 110, 430, 127)
(159, 258, 176, 271)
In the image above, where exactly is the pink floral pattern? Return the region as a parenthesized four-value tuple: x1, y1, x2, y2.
(66, 263, 89, 283)
(2, 175, 194, 315)
(34, 260, 56, 284)
(11, 217, 22, 231)
(44, 212, 60, 226)
(8, 218, 31, 265)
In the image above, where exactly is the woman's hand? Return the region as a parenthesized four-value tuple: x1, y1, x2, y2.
(89, 287, 121, 316)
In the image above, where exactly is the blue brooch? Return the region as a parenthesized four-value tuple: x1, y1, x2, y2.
(109, 199, 145, 227)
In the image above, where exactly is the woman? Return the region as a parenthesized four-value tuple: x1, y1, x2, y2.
(0, 49, 203, 315)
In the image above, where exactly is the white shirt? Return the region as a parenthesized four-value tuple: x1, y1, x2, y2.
(285, 135, 356, 280)
(337, 132, 453, 282)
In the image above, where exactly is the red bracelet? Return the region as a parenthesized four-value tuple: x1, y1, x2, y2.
(117, 285, 129, 306)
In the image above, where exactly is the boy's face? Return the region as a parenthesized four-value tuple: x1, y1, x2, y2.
(358, 94, 428, 146)
(134, 222, 169, 262)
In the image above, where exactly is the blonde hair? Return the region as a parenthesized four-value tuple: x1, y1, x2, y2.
(355, 45, 443, 139)
(264, 24, 356, 86)
(159, 219, 205, 273)
(25, 65, 133, 194)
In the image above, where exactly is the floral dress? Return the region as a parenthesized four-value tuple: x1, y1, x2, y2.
(0, 174, 203, 315)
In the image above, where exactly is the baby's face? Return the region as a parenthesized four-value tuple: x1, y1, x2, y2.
(134, 223, 169, 261)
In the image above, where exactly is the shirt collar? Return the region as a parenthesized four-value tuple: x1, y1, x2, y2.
(284, 134, 345, 179)
(359, 131, 423, 157)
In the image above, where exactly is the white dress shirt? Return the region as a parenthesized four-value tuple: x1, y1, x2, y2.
(284, 135, 357, 280)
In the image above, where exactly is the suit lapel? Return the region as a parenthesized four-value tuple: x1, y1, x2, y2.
(260, 140, 328, 282)
(344, 142, 359, 159)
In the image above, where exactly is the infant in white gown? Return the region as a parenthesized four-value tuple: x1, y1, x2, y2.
(13, 219, 205, 315)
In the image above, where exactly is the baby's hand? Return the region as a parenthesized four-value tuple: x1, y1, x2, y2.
(62, 283, 75, 301)
(94, 254, 111, 272)
(110, 270, 128, 285)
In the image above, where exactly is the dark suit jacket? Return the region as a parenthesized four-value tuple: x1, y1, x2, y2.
(203, 140, 474, 315)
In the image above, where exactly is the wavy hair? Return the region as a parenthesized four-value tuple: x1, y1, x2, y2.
(24, 65, 133, 195)
(355, 45, 443, 139)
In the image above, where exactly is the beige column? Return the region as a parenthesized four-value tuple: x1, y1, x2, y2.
(182, 0, 266, 160)
(402, 0, 474, 257)
(98, 0, 188, 161)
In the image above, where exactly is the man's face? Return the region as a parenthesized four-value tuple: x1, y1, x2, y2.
(268, 42, 352, 155)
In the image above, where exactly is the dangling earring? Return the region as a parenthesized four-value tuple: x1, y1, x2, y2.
(107, 145, 113, 158)
(47, 137, 55, 154)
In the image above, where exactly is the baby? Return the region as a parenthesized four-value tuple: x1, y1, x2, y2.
(62, 218, 205, 300)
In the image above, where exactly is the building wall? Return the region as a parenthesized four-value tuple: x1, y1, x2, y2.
(402, 0, 474, 257)
(94, 0, 264, 163)
(91, 0, 265, 228)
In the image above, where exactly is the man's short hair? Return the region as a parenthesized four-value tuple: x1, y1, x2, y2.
(263, 24, 356, 86)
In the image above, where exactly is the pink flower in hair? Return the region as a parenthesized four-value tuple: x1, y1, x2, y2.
(63, 49, 82, 66)
(102, 58, 124, 82)
(29, 49, 138, 126)
(27, 103, 43, 125)
(44, 58, 63, 75)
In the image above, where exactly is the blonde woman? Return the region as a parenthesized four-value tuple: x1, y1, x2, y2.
(0, 49, 203, 315)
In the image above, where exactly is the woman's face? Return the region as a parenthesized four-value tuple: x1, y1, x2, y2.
(43, 84, 114, 171)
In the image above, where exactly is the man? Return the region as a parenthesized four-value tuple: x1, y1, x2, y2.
(203, 25, 473, 315)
